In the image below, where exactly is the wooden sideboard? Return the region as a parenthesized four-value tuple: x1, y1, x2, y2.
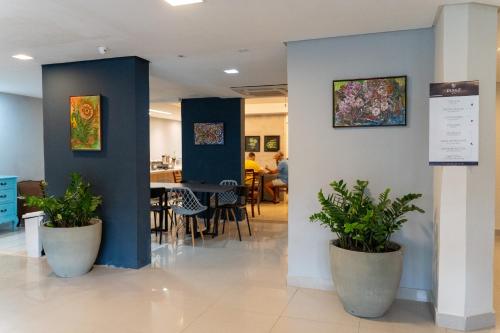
(0, 176, 18, 229)
(150, 170, 177, 183)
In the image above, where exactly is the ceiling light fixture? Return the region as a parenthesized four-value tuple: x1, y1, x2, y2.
(149, 109, 173, 116)
(165, 0, 203, 6)
(12, 54, 33, 60)
(224, 69, 239, 74)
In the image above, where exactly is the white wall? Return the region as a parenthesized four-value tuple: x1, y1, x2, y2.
(287, 28, 434, 300)
(496, 83, 500, 230)
(149, 117, 182, 161)
(245, 113, 288, 167)
(0, 92, 44, 180)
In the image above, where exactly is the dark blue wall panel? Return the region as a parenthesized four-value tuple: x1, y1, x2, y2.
(42, 56, 150, 269)
(181, 98, 244, 184)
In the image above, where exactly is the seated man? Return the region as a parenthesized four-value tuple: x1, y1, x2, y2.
(244, 152, 263, 185)
(264, 152, 288, 203)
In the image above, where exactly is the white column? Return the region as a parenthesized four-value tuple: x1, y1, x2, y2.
(433, 3, 498, 331)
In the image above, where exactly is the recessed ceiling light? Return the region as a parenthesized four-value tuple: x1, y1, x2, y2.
(165, 0, 203, 6)
(497, 47, 500, 52)
(12, 54, 33, 60)
(149, 109, 173, 116)
(224, 69, 239, 74)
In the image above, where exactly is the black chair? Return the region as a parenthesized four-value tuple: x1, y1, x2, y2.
(150, 187, 170, 244)
(218, 185, 252, 241)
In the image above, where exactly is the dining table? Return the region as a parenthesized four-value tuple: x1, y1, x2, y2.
(150, 182, 236, 237)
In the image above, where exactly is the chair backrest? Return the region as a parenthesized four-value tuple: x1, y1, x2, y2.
(170, 187, 206, 215)
(245, 170, 261, 196)
(150, 187, 166, 207)
(234, 185, 249, 205)
(218, 180, 238, 205)
(173, 170, 182, 183)
(18, 180, 44, 197)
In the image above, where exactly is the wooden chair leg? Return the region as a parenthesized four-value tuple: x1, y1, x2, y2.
(195, 216, 204, 241)
(251, 200, 255, 218)
(153, 212, 158, 237)
(245, 207, 252, 236)
(223, 208, 229, 235)
(230, 208, 242, 241)
(159, 210, 163, 245)
(189, 216, 195, 247)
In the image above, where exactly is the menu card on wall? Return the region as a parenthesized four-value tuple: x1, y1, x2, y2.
(429, 81, 479, 166)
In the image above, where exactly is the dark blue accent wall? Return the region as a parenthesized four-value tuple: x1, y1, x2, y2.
(42, 56, 150, 269)
(181, 98, 244, 184)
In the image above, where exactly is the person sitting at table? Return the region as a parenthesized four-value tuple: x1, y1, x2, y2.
(244, 152, 264, 185)
(264, 152, 288, 204)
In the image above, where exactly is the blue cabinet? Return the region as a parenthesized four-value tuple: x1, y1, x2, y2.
(0, 176, 18, 229)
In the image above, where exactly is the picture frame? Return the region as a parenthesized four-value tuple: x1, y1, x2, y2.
(264, 136, 280, 152)
(332, 75, 407, 128)
(245, 136, 260, 152)
(70, 95, 102, 151)
(194, 122, 225, 145)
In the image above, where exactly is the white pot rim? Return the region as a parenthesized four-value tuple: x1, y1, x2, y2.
(330, 239, 403, 255)
(41, 218, 102, 229)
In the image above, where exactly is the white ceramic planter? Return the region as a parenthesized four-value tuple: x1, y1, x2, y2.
(41, 219, 102, 278)
(330, 240, 403, 318)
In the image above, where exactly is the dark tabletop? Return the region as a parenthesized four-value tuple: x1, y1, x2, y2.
(150, 182, 234, 193)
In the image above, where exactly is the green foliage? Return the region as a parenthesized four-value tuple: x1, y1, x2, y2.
(26, 173, 102, 228)
(310, 180, 424, 253)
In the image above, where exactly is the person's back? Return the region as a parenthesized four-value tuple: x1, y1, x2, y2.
(244, 153, 262, 185)
(277, 159, 288, 185)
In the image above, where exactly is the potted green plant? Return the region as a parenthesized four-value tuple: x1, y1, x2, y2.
(27, 173, 102, 278)
(310, 180, 424, 318)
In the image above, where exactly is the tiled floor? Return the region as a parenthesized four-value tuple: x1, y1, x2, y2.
(0, 211, 499, 332)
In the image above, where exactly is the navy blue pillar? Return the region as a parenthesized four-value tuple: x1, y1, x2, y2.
(42, 56, 150, 269)
(181, 98, 244, 184)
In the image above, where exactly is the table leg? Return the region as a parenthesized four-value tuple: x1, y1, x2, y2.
(213, 194, 220, 238)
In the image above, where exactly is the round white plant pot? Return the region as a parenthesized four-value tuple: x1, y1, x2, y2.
(41, 219, 102, 278)
(330, 240, 403, 318)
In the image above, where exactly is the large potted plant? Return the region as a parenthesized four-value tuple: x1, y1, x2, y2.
(310, 180, 424, 318)
(27, 173, 102, 278)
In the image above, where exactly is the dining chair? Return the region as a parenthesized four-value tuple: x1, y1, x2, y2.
(245, 169, 261, 218)
(150, 187, 170, 245)
(219, 185, 252, 241)
(173, 170, 182, 183)
(170, 187, 207, 247)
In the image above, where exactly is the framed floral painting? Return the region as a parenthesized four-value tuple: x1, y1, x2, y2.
(333, 76, 407, 128)
(264, 136, 280, 152)
(70, 95, 102, 151)
(245, 136, 260, 152)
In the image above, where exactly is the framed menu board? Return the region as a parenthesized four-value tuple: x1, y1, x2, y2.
(429, 81, 479, 166)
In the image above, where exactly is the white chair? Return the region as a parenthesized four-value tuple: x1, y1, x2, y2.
(170, 187, 208, 247)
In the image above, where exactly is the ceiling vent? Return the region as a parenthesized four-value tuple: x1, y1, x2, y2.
(231, 84, 287, 98)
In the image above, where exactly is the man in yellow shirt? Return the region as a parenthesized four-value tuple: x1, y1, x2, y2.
(244, 152, 263, 185)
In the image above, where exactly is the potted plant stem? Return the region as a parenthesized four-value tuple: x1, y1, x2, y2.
(310, 180, 424, 318)
(27, 173, 102, 277)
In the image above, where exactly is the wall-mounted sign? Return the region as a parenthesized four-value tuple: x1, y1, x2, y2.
(429, 81, 479, 166)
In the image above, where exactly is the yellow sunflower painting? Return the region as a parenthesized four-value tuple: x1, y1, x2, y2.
(70, 95, 101, 151)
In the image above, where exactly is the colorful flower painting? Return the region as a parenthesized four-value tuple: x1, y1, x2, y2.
(194, 122, 224, 145)
(333, 76, 407, 127)
(70, 95, 101, 151)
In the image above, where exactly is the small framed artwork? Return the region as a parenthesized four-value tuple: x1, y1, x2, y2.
(333, 76, 407, 128)
(264, 136, 280, 152)
(194, 122, 224, 145)
(70, 95, 102, 151)
(245, 136, 260, 152)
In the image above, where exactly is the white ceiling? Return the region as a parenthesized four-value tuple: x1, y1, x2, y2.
(1, 0, 499, 102)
